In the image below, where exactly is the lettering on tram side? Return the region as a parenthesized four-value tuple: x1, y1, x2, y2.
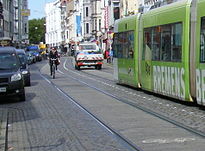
(153, 66, 185, 100)
(196, 69, 205, 104)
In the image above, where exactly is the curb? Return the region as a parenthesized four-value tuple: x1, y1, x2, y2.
(0, 108, 8, 151)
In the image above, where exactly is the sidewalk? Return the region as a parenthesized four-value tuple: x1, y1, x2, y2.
(103, 59, 113, 67)
(0, 108, 8, 151)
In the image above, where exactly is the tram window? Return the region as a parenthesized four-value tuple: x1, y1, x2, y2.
(160, 25, 171, 61)
(143, 28, 152, 60)
(128, 31, 134, 58)
(118, 33, 124, 58)
(113, 31, 134, 59)
(172, 23, 182, 62)
(152, 27, 160, 61)
(143, 22, 182, 62)
(113, 33, 119, 58)
(200, 17, 205, 63)
(122, 32, 129, 58)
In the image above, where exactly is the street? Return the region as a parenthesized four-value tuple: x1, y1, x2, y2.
(1, 57, 205, 151)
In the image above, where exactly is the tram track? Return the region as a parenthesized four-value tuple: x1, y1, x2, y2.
(57, 58, 205, 139)
(40, 72, 144, 151)
(67, 57, 114, 81)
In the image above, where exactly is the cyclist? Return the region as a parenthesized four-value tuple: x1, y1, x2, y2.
(49, 47, 59, 76)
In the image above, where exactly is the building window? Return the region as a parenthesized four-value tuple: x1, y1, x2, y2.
(24, 23, 27, 33)
(95, 19, 97, 31)
(86, 23, 89, 34)
(114, 7, 120, 20)
(99, 19, 101, 31)
(86, 7, 89, 17)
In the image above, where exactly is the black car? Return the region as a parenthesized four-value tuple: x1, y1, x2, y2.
(0, 47, 26, 101)
(16, 49, 31, 86)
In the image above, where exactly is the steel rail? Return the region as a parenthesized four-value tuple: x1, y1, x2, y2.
(61, 58, 205, 138)
(40, 73, 144, 151)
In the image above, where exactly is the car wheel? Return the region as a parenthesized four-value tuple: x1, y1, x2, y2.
(19, 89, 26, 101)
(26, 79, 31, 86)
(97, 65, 102, 70)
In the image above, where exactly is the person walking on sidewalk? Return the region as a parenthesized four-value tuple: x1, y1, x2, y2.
(109, 49, 113, 63)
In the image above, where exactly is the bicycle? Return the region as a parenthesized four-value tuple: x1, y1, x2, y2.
(50, 58, 57, 79)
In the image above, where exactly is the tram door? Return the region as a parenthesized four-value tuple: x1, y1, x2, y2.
(196, 15, 205, 105)
(140, 28, 152, 91)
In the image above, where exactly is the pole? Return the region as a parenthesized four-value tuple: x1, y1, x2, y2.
(18, 0, 22, 47)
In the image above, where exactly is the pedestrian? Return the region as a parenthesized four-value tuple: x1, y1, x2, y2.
(109, 49, 113, 63)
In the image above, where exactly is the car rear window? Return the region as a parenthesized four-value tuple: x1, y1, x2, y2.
(79, 45, 96, 50)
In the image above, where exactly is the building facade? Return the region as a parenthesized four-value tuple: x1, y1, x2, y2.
(45, 0, 140, 52)
(0, 0, 29, 46)
(45, 0, 62, 47)
(83, 0, 92, 41)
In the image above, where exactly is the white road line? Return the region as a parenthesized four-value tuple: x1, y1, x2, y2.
(62, 58, 150, 101)
(40, 74, 51, 84)
(58, 70, 64, 74)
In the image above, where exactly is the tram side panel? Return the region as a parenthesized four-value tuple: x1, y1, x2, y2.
(196, 0, 205, 105)
(140, 0, 192, 102)
(113, 16, 139, 88)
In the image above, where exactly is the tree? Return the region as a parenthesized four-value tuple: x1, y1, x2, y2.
(29, 18, 45, 44)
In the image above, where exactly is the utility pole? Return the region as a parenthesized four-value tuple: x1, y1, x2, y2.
(18, 0, 22, 46)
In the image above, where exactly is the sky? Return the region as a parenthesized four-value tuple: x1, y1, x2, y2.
(28, 0, 55, 20)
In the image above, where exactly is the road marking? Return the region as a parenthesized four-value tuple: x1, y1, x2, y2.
(40, 75, 51, 84)
(58, 70, 64, 74)
(142, 137, 196, 144)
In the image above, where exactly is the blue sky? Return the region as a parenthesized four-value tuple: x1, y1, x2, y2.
(28, 0, 55, 20)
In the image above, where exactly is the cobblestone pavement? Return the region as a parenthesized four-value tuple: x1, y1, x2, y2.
(0, 108, 7, 151)
(64, 57, 205, 134)
(50, 57, 205, 151)
(0, 61, 137, 151)
(1, 58, 205, 151)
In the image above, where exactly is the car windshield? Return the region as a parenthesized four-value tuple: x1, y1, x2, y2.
(18, 54, 27, 65)
(0, 53, 19, 70)
(26, 51, 32, 56)
(80, 45, 96, 50)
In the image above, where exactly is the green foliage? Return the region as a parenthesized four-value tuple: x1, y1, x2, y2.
(29, 18, 45, 44)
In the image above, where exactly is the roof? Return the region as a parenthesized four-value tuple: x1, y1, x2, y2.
(27, 46, 39, 50)
(16, 49, 26, 54)
(0, 47, 16, 54)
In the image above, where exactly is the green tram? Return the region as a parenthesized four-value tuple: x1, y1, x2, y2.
(113, 0, 205, 106)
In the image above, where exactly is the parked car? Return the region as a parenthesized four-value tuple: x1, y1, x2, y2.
(26, 51, 36, 63)
(16, 49, 31, 86)
(0, 47, 26, 101)
(25, 51, 34, 64)
(30, 50, 42, 61)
